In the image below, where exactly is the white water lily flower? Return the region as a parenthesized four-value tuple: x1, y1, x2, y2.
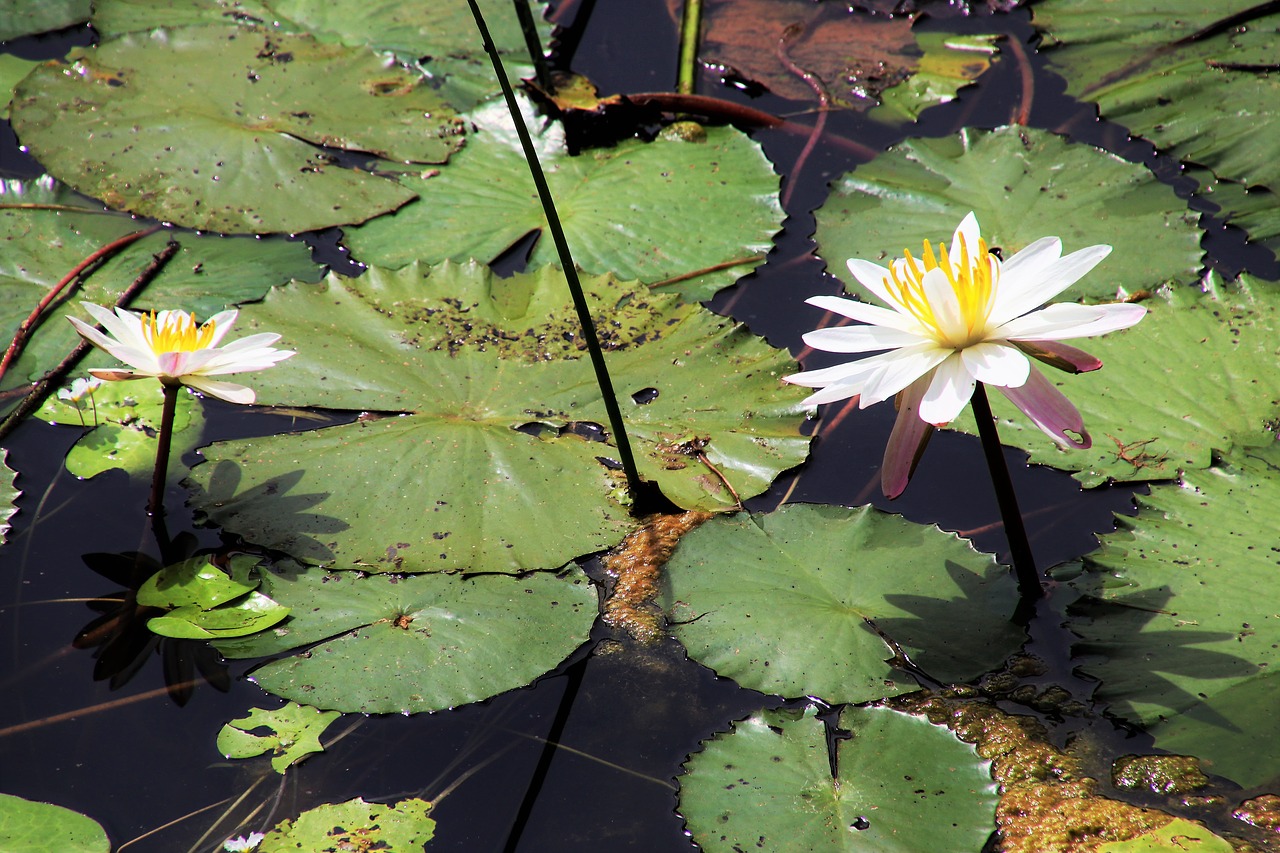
(57, 376, 102, 403)
(69, 303, 294, 405)
(222, 832, 265, 852)
(785, 212, 1146, 498)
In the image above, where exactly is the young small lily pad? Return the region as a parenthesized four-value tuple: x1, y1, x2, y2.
(217, 702, 341, 774)
(138, 555, 291, 641)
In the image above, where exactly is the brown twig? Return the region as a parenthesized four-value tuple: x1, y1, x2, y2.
(0, 241, 178, 443)
(1006, 34, 1034, 127)
(775, 23, 831, 211)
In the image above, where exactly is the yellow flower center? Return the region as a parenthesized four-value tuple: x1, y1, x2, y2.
(884, 233, 997, 347)
(142, 311, 217, 354)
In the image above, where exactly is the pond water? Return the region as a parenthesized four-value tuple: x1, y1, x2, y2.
(1, 2, 1278, 852)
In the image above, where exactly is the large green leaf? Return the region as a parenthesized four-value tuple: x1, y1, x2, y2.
(1034, 1, 1280, 191)
(344, 98, 783, 302)
(662, 504, 1023, 702)
(679, 705, 998, 853)
(10, 25, 464, 234)
(0, 793, 109, 853)
(0, 1, 90, 41)
(815, 126, 1201, 301)
(258, 797, 434, 852)
(949, 277, 1280, 487)
(187, 263, 810, 573)
(0, 176, 321, 410)
(1066, 442, 1280, 788)
(215, 564, 596, 714)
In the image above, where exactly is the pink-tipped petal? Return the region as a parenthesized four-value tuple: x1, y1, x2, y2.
(1012, 340, 1102, 374)
(918, 353, 975, 424)
(960, 341, 1031, 388)
(999, 366, 1091, 449)
(87, 368, 146, 382)
(156, 351, 194, 377)
(881, 375, 934, 499)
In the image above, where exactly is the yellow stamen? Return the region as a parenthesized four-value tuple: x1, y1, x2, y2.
(142, 311, 217, 354)
(882, 233, 998, 346)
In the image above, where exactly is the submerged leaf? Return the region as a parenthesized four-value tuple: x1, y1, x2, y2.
(217, 702, 341, 774)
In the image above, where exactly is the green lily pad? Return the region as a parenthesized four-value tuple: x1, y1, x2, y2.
(10, 25, 465, 234)
(0, 793, 109, 853)
(186, 263, 809, 573)
(39, 380, 204, 481)
(0, 450, 16, 545)
(1034, 0, 1280, 191)
(214, 564, 595, 714)
(0, 1, 90, 41)
(949, 276, 1280, 487)
(88, 0, 276, 36)
(662, 504, 1023, 702)
(1096, 819, 1233, 853)
(0, 176, 321, 412)
(1067, 443, 1280, 788)
(870, 33, 1001, 124)
(344, 97, 783, 302)
(137, 554, 259, 609)
(815, 126, 1202, 301)
(217, 702, 341, 774)
(147, 590, 290, 640)
(258, 797, 434, 852)
(1190, 175, 1280, 274)
(0, 55, 39, 119)
(679, 705, 998, 853)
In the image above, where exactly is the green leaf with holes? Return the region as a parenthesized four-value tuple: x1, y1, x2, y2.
(344, 97, 783, 302)
(1066, 442, 1280, 788)
(215, 564, 595, 714)
(679, 705, 998, 853)
(186, 262, 810, 574)
(662, 504, 1022, 703)
(258, 797, 434, 852)
(10, 25, 464, 233)
(815, 126, 1201, 301)
(217, 702, 341, 774)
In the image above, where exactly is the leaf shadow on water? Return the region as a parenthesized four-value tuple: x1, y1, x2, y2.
(184, 459, 347, 565)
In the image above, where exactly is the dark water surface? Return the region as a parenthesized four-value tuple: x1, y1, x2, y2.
(1, 3, 1272, 851)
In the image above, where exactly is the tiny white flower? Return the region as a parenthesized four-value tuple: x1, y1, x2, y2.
(222, 832, 265, 852)
(785, 212, 1146, 497)
(68, 304, 294, 405)
(57, 376, 102, 404)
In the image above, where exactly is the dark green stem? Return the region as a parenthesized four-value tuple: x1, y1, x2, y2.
(466, 0, 644, 502)
(677, 0, 703, 95)
(970, 383, 1043, 601)
(512, 0, 550, 91)
(147, 381, 180, 518)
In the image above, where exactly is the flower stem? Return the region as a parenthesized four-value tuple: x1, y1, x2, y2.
(511, 0, 550, 91)
(676, 0, 702, 95)
(147, 382, 180, 518)
(466, 0, 645, 504)
(970, 383, 1043, 601)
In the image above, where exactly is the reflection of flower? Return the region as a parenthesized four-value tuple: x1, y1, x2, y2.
(69, 304, 293, 404)
(785, 213, 1146, 497)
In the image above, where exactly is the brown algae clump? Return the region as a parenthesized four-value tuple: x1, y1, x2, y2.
(1112, 754, 1210, 797)
(602, 511, 712, 644)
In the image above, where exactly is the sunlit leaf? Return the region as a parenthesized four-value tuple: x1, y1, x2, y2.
(815, 126, 1202, 302)
(187, 263, 809, 573)
(0, 793, 109, 853)
(679, 705, 998, 852)
(949, 276, 1280, 487)
(662, 504, 1023, 702)
(1066, 442, 1280, 788)
(1096, 819, 1233, 853)
(0, 450, 16, 545)
(217, 702, 340, 774)
(11, 25, 465, 233)
(137, 554, 259, 609)
(146, 590, 290, 640)
(258, 797, 434, 852)
(871, 33, 1002, 124)
(215, 564, 595, 714)
(344, 97, 783, 302)
(0, 55, 39, 119)
(0, 1, 90, 41)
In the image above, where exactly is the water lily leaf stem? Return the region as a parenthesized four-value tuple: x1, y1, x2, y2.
(970, 382, 1042, 601)
(677, 0, 702, 95)
(512, 0, 550, 91)
(466, 0, 644, 503)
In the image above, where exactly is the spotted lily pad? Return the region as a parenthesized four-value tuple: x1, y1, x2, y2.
(10, 25, 465, 233)
(215, 564, 595, 714)
(257, 797, 434, 852)
(344, 97, 783, 302)
(662, 504, 1023, 702)
(0, 793, 109, 853)
(815, 126, 1202, 301)
(187, 263, 809, 574)
(217, 702, 341, 774)
(679, 705, 998, 852)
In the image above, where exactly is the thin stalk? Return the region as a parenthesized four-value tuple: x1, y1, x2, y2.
(676, 0, 702, 95)
(147, 382, 180, 518)
(465, 0, 644, 502)
(512, 0, 550, 91)
(969, 383, 1043, 601)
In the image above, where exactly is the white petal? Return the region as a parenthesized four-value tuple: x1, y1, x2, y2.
(950, 212, 981, 263)
(859, 344, 952, 408)
(197, 349, 295, 375)
(994, 303, 1106, 339)
(918, 353, 976, 424)
(785, 348, 903, 389)
(1035, 302, 1146, 340)
(81, 303, 146, 352)
(183, 376, 256, 404)
(804, 295, 921, 333)
(961, 341, 1031, 387)
(845, 258, 902, 308)
(68, 316, 159, 372)
(988, 244, 1112, 327)
(802, 325, 925, 353)
(999, 235, 1061, 282)
(216, 332, 283, 352)
(202, 309, 239, 347)
(920, 267, 966, 341)
(799, 381, 863, 407)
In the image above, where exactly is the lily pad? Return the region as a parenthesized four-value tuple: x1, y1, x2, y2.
(10, 25, 465, 233)
(214, 563, 596, 714)
(1191, 175, 1280, 274)
(258, 797, 434, 852)
(949, 277, 1280, 487)
(217, 702, 341, 774)
(0, 1, 90, 41)
(815, 126, 1202, 301)
(0, 450, 16, 545)
(679, 705, 998, 852)
(137, 554, 259, 609)
(186, 263, 809, 573)
(871, 32, 1002, 124)
(1067, 442, 1280, 788)
(0, 793, 109, 853)
(1034, 0, 1280, 190)
(343, 97, 783, 302)
(662, 504, 1023, 702)
(1096, 819, 1233, 853)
